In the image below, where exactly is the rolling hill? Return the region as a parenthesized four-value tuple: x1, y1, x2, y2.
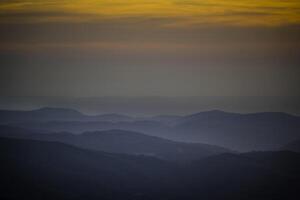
(0, 125, 231, 162)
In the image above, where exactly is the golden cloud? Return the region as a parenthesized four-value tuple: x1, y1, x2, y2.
(0, 0, 300, 26)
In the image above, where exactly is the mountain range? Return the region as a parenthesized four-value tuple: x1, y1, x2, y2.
(1, 107, 299, 199)
(1, 107, 299, 151)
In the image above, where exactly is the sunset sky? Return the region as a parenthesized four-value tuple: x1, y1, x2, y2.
(0, 0, 299, 97)
(1, 0, 300, 25)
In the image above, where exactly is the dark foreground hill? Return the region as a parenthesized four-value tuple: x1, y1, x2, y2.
(1, 137, 300, 200)
(182, 151, 300, 200)
(0, 137, 177, 200)
(0, 126, 230, 162)
(281, 139, 300, 152)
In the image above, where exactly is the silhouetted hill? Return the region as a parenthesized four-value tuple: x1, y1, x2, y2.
(0, 107, 134, 123)
(0, 126, 231, 162)
(93, 113, 134, 122)
(281, 139, 300, 152)
(72, 129, 231, 161)
(0, 107, 84, 123)
(0, 137, 177, 200)
(150, 115, 183, 125)
(7, 119, 170, 136)
(173, 110, 300, 151)
(179, 110, 240, 123)
(32, 107, 83, 117)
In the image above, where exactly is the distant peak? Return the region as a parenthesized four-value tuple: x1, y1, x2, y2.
(190, 110, 231, 116)
(98, 113, 130, 117)
(36, 107, 74, 111)
(82, 129, 147, 137)
(33, 107, 82, 115)
(205, 110, 228, 114)
(183, 110, 241, 121)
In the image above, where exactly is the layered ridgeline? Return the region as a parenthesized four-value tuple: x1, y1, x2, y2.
(0, 126, 230, 162)
(173, 110, 300, 151)
(1, 108, 299, 199)
(1, 137, 299, 200)
(1, 108, 300, 151)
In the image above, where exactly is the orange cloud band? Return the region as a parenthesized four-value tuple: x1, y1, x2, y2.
(0, 0, 300, 26)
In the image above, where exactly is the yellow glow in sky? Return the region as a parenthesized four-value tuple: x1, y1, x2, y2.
(1, 0, 300, 26)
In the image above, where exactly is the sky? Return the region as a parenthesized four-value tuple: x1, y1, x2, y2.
(0, 0, 300, 99)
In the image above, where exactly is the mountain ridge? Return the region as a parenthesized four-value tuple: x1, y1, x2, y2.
(0, 125, 231, 162)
